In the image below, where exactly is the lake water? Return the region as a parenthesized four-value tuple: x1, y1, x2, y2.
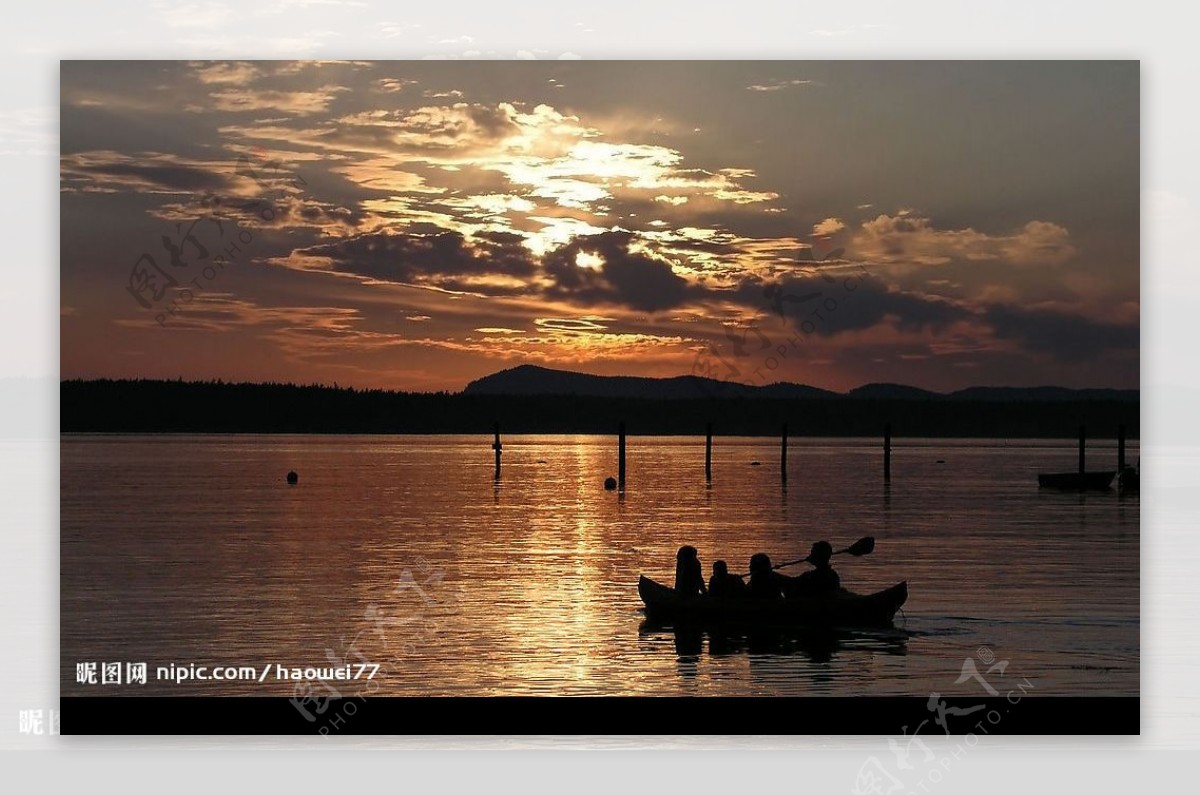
(60, 434, 1139, 697)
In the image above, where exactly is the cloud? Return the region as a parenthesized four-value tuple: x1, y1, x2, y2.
(272, 59, 374, 75)
(329, 158, 446, 195)
(731, 271, 971, 338)
(747, 79, 815, 92)
(281, 229, 539, 293)
(983, 304, 1138, 361)
(153, 194, 365, 236)
(535, 317, 607, 332)
(60, 150, 249, 195)
(189, 61, 263, 85)
(206, 86, 350, 114)
(852, 212, 1076, 267)
(373, 78, 416, 93)
(543, 230, 692, 312)
(224, 101, 781, 218)
(115, 291, 368, 337)
(813, 217, 846, 236)
(731, 268, 1136, 364)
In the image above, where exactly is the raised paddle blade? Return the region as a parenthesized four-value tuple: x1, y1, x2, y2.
(843, 536, 876, 556)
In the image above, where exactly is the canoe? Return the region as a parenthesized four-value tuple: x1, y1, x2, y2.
(1037, 471, 1115, 490)
(638, 575, 908, 629)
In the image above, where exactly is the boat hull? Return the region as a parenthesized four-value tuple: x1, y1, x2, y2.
(638, 576, 908, 629)
(1037, 471, 1116, 490)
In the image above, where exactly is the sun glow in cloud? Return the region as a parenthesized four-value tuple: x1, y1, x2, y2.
(574, 251, 604, 270)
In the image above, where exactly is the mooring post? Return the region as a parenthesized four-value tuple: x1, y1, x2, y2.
(492, 422, 502, 479)
(1118, 424, 1126, 473)
(1078, 425, 1086, 475)
(618, 421, 627, 491)
(884, 423, 892, 483)
(781, 422, 788, 485)
(705, 423, 713, 483)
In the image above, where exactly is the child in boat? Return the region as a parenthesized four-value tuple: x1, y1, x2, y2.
(788, 541, 841, 597)
(747, 552, 785, 599)
(674, 545, 707, 597)
(708, 560, 746, 598)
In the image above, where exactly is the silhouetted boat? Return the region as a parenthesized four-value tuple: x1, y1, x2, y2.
(1118, 465, 1139, 491)
(1037, 471, 1115, 490)
(637, 576, 908, 628)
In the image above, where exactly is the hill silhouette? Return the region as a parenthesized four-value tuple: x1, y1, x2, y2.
(463, 365, 836, 400)
(465, 365, 1137, 403)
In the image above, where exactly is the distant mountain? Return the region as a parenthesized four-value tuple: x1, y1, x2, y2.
(463, 365, 837, 400)
(948, 386, 1139, 402)
(848, 383, 940, 400)
(462, 365, 1138, 402)
(756, 382, 843, 400)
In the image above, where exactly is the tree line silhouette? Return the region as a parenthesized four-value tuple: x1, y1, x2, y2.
(61, 379, 1139, 438)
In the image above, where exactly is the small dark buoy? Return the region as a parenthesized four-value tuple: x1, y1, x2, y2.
(536, 459, 548, 464)
(604, 476, 617, 490)
(286, 470, 298, 485)
(936, 459, 946, 464)
(750, 461, 762, 467)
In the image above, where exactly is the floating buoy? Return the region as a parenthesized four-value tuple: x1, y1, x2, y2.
(750, 461, 762, 467)
(936, 460, 946, 464)
(286, 470, 298, 485)
(604, 476, 617, 490)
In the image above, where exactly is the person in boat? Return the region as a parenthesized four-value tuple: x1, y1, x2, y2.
(788, 540, 841, 598)
(674, 545, 707, 597)
(707, 559, 746, 598)
(747, 552, 785, 599)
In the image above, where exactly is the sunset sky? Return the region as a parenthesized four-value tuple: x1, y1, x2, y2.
(60, 61, 1139, 392)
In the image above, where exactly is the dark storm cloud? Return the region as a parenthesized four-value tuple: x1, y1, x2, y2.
(296, 229, 538, 287)
(60, 152, 241, 195)
(729, 271, 972, 336)
(543, 230, 692, 312)
(733, 270, 1137, 364)
(734, 269, 1137, 365)
(983, 304, 1139, 361)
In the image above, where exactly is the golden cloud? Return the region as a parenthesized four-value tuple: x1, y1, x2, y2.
(852, 212, 1076, 267)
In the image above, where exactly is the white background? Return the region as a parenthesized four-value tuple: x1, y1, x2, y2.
(2, 0, 1198, 790)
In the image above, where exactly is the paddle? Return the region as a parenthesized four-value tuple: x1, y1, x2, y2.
(737, 536, 875, 578)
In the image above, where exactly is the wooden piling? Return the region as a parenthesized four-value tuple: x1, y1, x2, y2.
(1118, 424, 1126, 472)
(492, 422, 502, 479)
(780, 422, 788, 484)
(1078, 425, 1086, 474)
(618, 421, 627, 491)
(884, 423, 892, 483)
(705, 423, 713, 483)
